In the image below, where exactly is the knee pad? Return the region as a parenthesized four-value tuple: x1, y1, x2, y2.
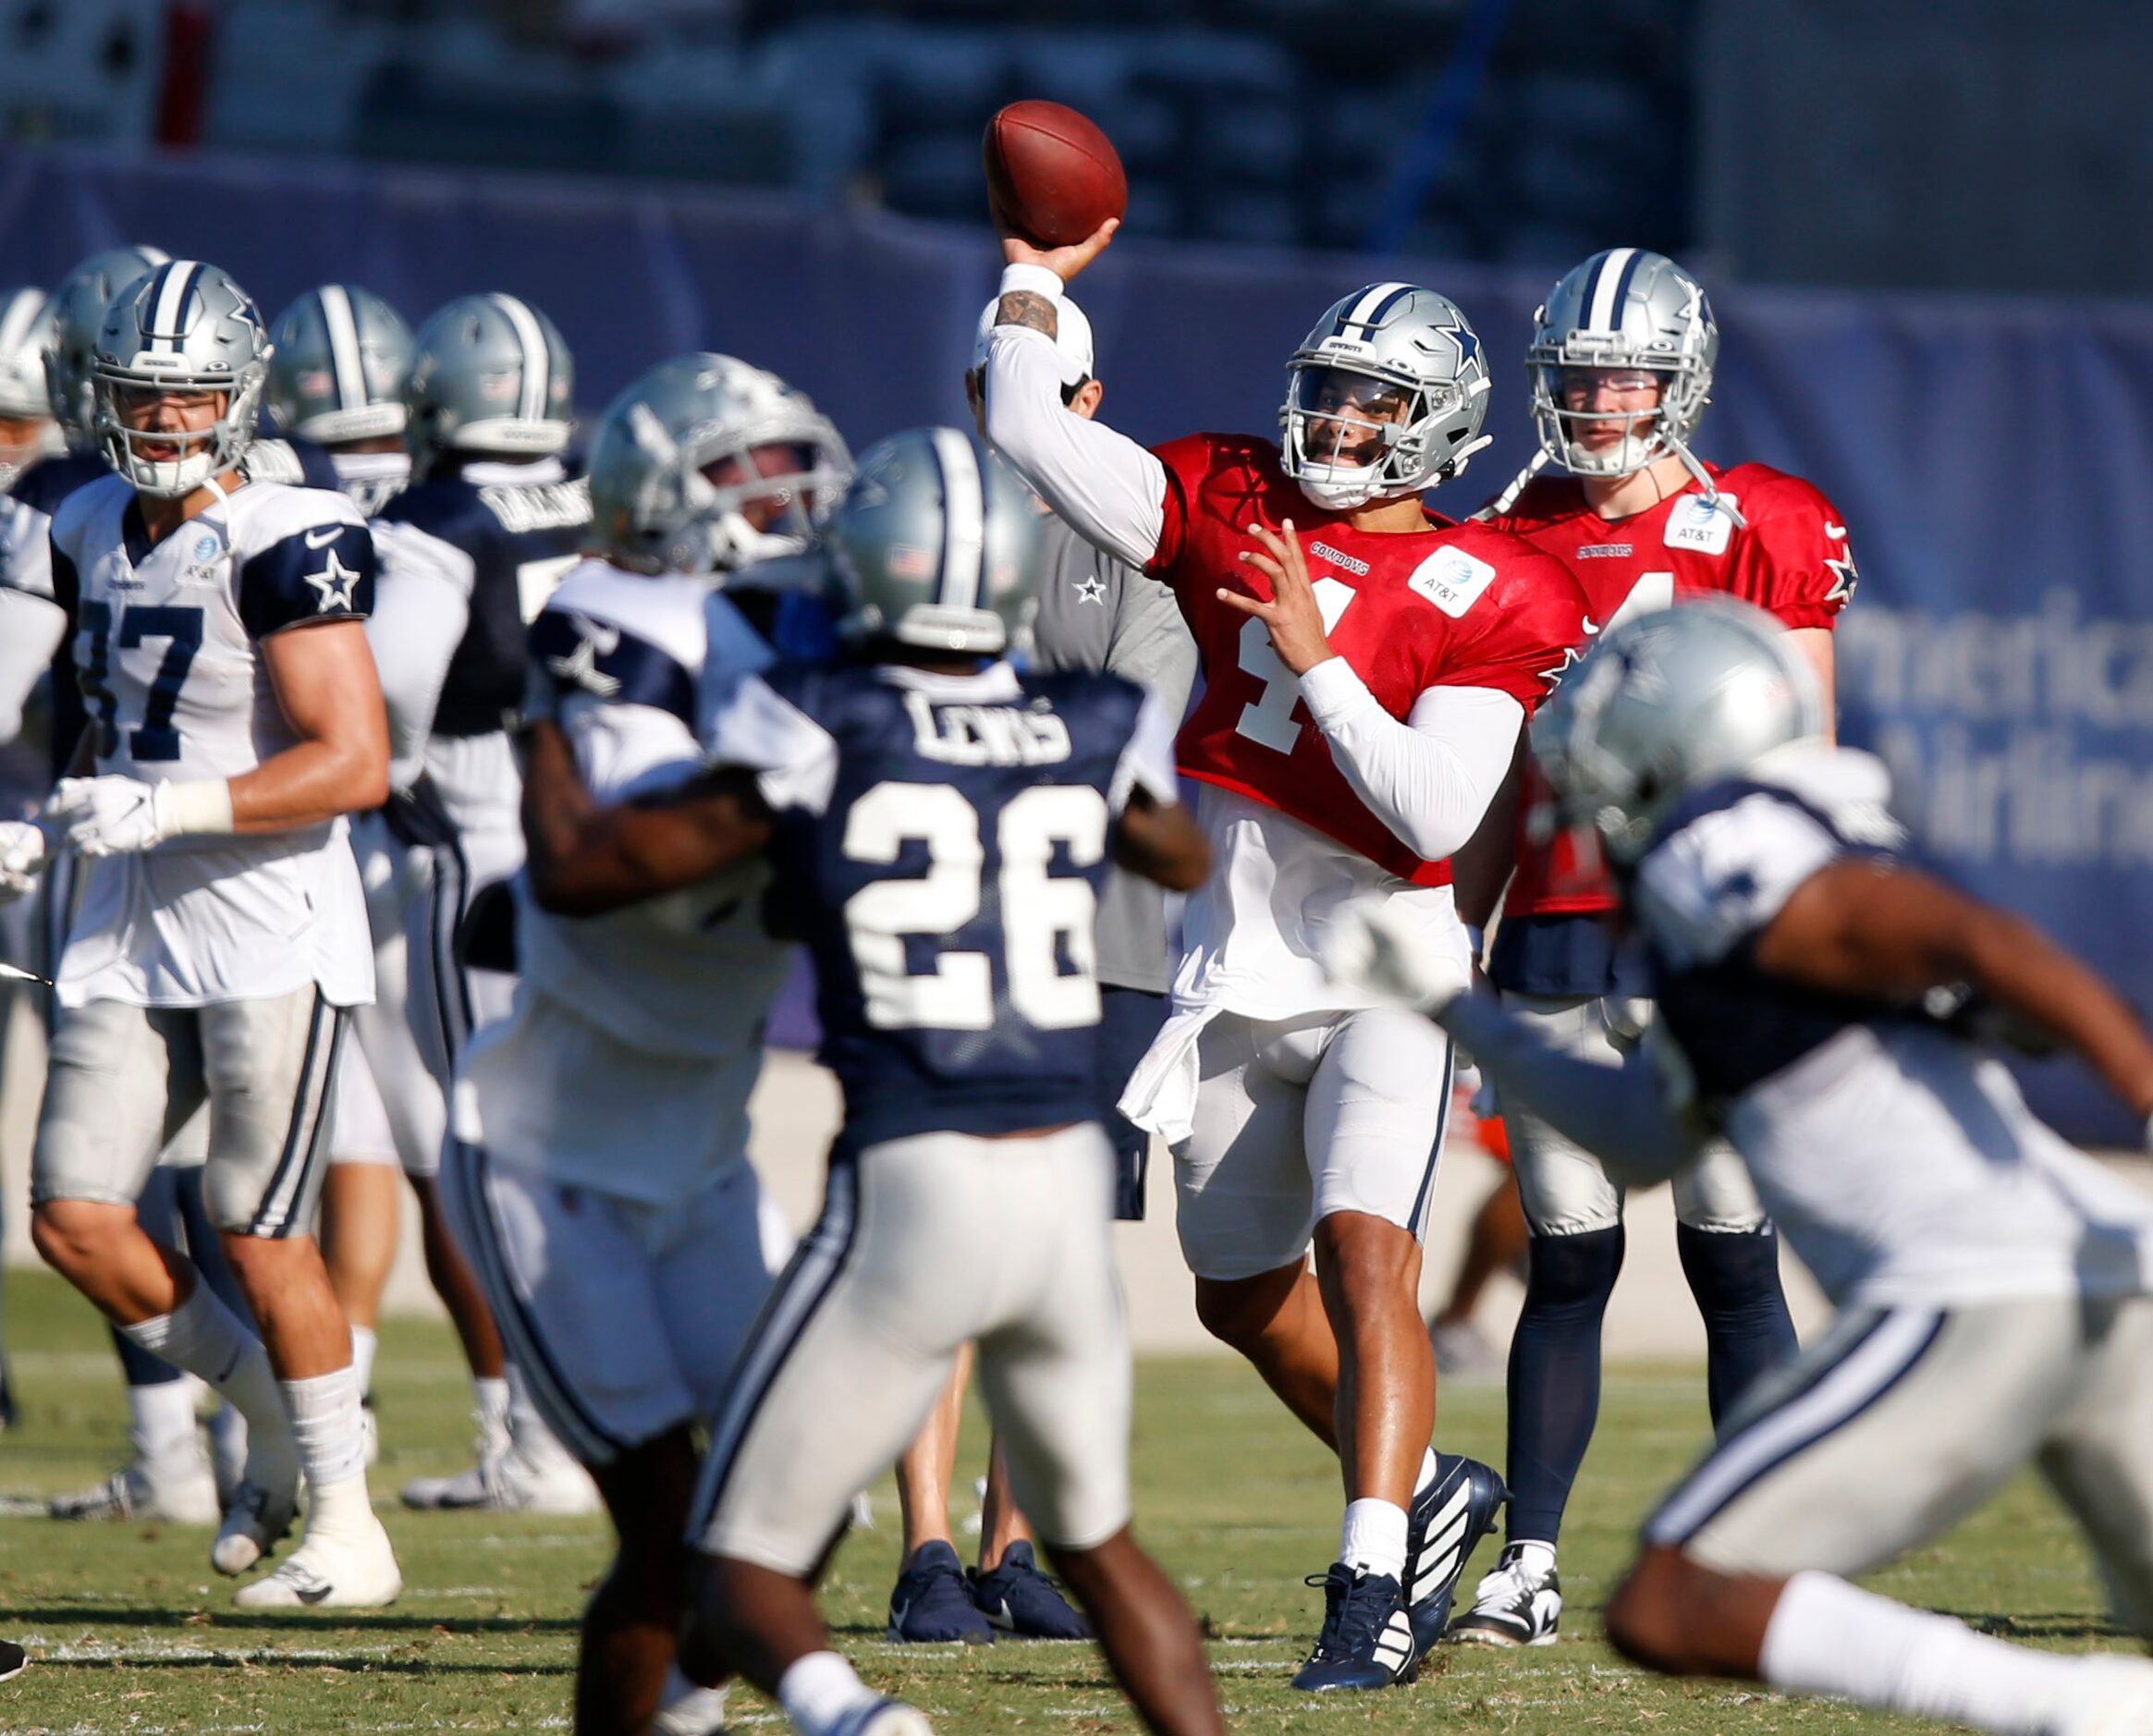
(1524, 1225, 1625, 1314)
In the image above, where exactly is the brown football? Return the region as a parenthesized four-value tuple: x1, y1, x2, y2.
(983, 100, 1128, 249)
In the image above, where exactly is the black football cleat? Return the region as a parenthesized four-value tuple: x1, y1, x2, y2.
(1289, 1562, 1416, 1692)
(1404, 1451, 1510, 1657)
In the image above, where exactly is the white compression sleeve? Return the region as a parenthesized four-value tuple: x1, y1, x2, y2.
(982, 322, 1168, 570)
(1299, 666, 1523, 862)
(0, 588, 67, 743)
(1439, 992, 1703, 1186)
(366, 520, 472, 789)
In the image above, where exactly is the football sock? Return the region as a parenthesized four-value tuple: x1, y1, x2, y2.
(1760, 1570, 2090, 1734)
(1340, 1498, 1409, 1582)
(778, 1650, 879, 1735)
(652, 1665, 728, 1735)
(1505, 1225, 1622, 1545)
(285, 1365, 369, 1495)
(111, 1320, 182, 1388)
(121, 1279, 295, 1484)
(349, 1326, 378, 1400)
(505, 1363, 575, 1467)
(127, 1375, 201, 1464)
(1676, 1223, 1798, 1428)
(474, 1375, 510, 1438)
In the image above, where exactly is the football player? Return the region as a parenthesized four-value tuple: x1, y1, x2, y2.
(1450, 250, 1847, 1646)
(1333, 600, 2153, 1736)
(878, 291, 1200, 1648)
(7, 259, 399, 1607)
(451, 351, 849, 1736)
(265, 283, 421, 1453)
(981, 219, 1587, 1686)
(2, 249, 258, 1526)
(365, 293, 596, 1514)
(526, 425, 1223, 1736)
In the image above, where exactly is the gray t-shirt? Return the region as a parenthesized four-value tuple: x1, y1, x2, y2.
(1027, 512, 1198, 995)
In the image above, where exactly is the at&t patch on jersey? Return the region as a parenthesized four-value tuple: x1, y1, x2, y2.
(1664, 493, 1739, 556)
(1406, 545, 1498, 618)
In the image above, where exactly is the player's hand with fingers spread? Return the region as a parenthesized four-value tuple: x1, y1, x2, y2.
(997, 214, 1121, 286)
(1323, 903, 1474, 1017)
(1218, 519, 1336, 677)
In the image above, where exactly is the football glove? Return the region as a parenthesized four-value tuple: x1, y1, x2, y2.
(1322, 903, 1473, 1017)
(47, 776, 233, 857)
(0, 819, 47, 902)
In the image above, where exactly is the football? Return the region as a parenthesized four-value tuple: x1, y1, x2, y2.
(982, 100, 1128, 249)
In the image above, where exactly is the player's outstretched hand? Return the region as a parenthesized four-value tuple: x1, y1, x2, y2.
(47, 775, 176, 857)
(0, 820, 46, 902)
(1220, 519, 1335, 676)
(1323, 903, 1474, 1017)
(997, 214, 1120, 286)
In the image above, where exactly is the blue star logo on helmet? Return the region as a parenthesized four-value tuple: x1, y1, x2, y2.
(1435, 319, 1481, 370)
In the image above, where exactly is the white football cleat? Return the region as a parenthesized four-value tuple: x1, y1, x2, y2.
(212, 1478, 299, 1577)
(231, 1514, 401, 1610)
(1447, 1543, 1561, 1647)
(48, 1452, 221, 1527)
(401, 1446, 599, 1516)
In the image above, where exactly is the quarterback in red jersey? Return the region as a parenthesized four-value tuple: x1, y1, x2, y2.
(982, 217, 1587, 1692)
(1446, 248, 1853, 1651)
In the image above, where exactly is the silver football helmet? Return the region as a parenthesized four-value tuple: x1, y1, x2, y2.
(586, 352, 851, 577)
(827, 427, 1040, 655)
(92, 260, 270, 498)
(0, 287, 65, 490)
(405, 292, 573, 468)
(1278, 282, 1493, 511)
(43, 243, 171, 440)
(1485, 248, 1733, 521)
(1533, 596, 1825, 864)
(266, 285, 413, 445)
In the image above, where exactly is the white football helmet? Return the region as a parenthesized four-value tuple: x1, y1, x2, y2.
(1532, 596, 1825, 863)
(92, 260, 269, 498)
(1278, 282, 1493, 511)
(404, 292, 573, 468)
(43, 243, 171, 442)
(267, 285, 414, 445)
(586, 353, 850, 577)
(0, 287, 64, 491)
(1484, 248, 1732, 520)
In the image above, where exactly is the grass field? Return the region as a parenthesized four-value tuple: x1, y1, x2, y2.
(0, 1266, 2132, 1735)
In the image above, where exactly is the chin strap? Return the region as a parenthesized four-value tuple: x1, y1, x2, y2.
(1665, 432, 1746, 527)
(1473, 446, 1550, 522)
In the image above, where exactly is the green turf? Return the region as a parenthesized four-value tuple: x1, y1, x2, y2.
(0, 1266, 2127, 1733)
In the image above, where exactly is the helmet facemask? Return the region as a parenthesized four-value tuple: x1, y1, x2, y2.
(696, 431, 852, 574)
(1529, 339, 1709, 481)
(96, 369, 264, 499)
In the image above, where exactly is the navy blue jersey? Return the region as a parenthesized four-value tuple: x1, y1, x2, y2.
(376, 464, 589, 738)
(1633, 752, 1932, 1101)
(709, 657, 1162, 1151)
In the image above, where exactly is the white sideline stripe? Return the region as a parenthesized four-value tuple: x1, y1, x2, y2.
(318, 285, 368, 411)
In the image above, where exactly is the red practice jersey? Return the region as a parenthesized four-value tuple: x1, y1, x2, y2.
(1148, 434, 1590, 886)
(1491, 461, 1858, 917)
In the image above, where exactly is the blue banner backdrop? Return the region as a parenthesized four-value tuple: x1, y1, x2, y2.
(4, 143, 2150, 1142)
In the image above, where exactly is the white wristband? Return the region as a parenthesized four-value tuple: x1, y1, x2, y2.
(166, 778, 235, 837)
(997, 262, 1067, 302)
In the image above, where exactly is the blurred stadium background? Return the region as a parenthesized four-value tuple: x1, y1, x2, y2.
(0, 0, 2150, 1343)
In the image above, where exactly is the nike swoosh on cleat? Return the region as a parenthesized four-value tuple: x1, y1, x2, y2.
(296, 1581, 333, 1605)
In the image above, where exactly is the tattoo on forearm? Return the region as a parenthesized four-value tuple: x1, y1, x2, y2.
(996, 291, 1058, 338)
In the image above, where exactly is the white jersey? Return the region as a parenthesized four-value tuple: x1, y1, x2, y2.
(47, 473, 374, 1009)
(455, 559, 796, 1206)
(1636, 743, 2153, 1309)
